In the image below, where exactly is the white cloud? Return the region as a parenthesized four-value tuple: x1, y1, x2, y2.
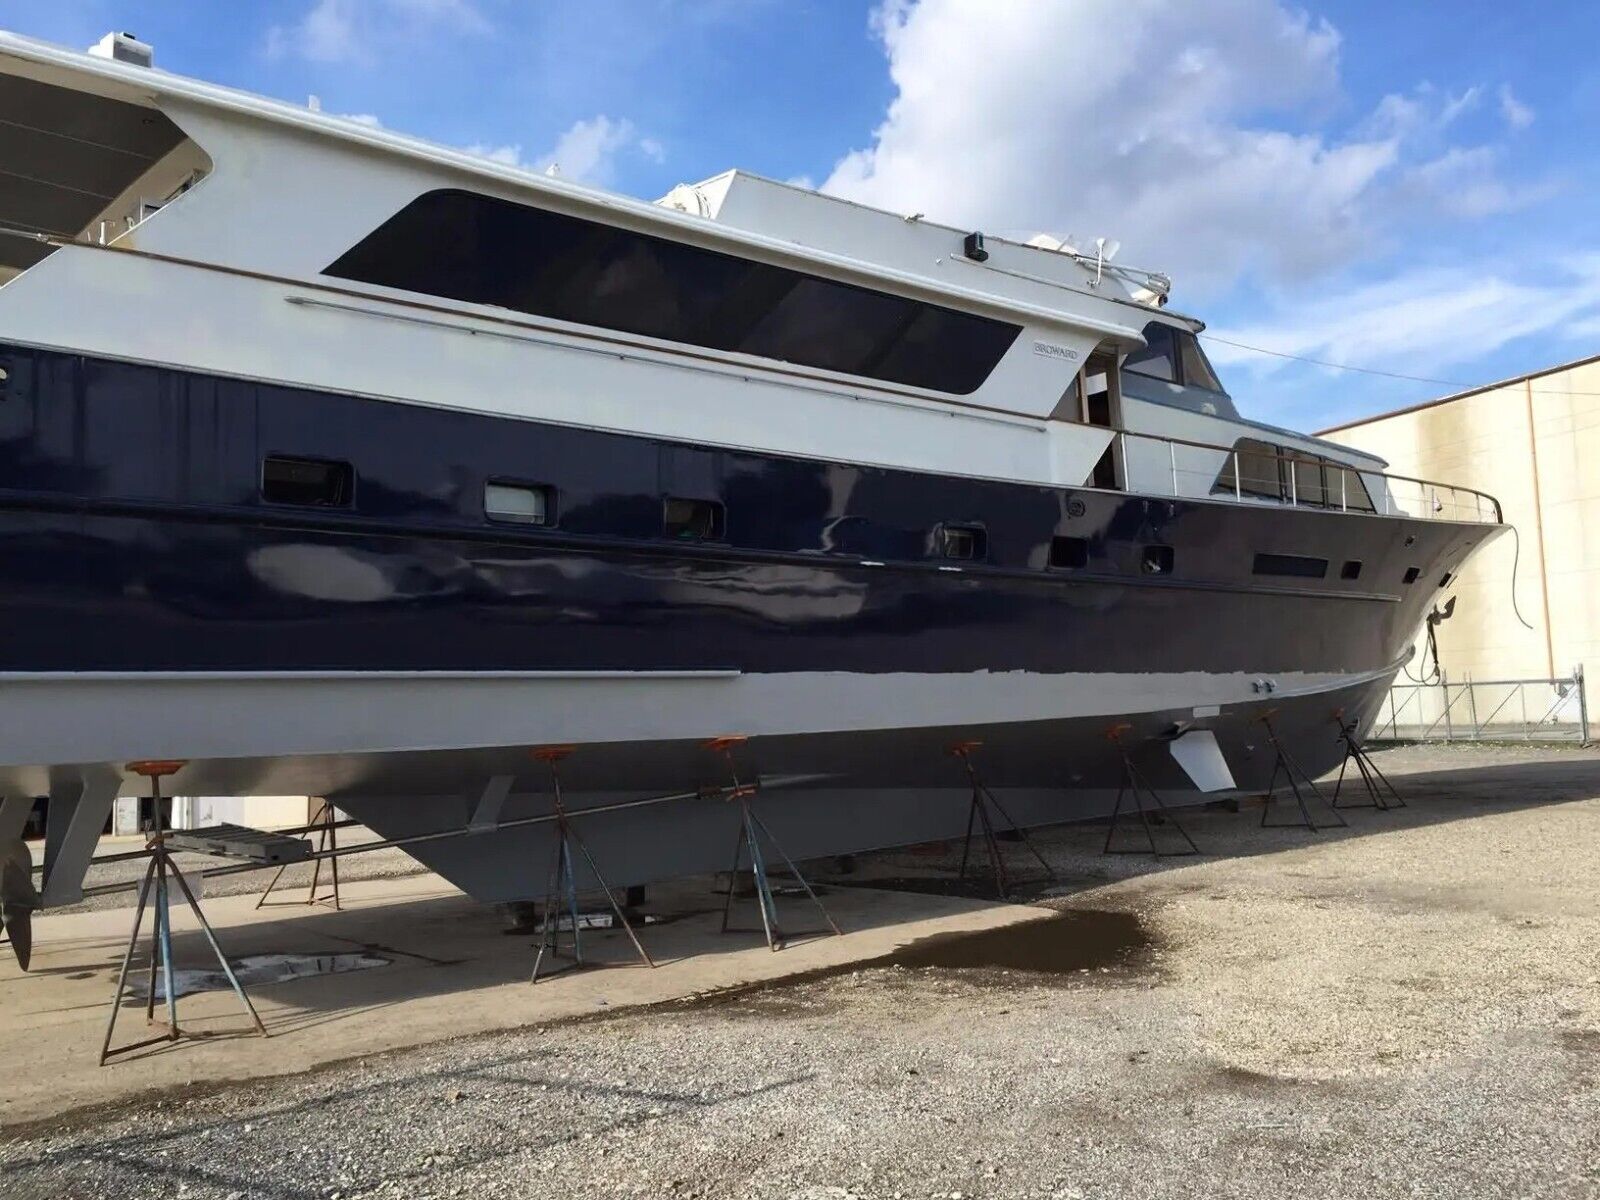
(1499, 84, 1535, 130)
(266, 0, 488, 65)
(1207, 256, 1600, 385)
(464, 142, 525, 166)
(464, 116, 662, 186)
(823, 0, 1539, 299)
(1396, 145, 1554, 220)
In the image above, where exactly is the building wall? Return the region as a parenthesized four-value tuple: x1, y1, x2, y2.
(113, 794, 313, 835)
(1324, 358, 1600, 715)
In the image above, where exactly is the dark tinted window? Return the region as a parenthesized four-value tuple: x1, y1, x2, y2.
(1214, 438, 1283, 500)
(327, 190, 1021, 395)
(664, 497, 723, 540)
(1327, 465, 1376, 512)
(1292, 456, 1327, 507)
(1176, 331, 1225, 392)
(1142, 545, 1174, 575)
(938, 524, 985, 560)
(1049, 535, 1089, 569)
(1403, 566, 1421, 584)
(1253, 553, 1328, 579)
(261, 456, 352, 507)
(1124, 322, 1177, 381)
(1341, 560, 1363, 580)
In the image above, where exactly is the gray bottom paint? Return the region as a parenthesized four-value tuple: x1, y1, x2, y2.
(7, 662, 1404, 907)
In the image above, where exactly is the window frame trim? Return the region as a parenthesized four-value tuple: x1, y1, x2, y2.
(324, 187, 1025, 399)
(662, 495, 727, 543)
(259, 453, 356, 509)
(483, 476, 558, 527)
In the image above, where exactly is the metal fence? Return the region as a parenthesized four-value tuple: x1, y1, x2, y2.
(1374, 667, 1591, 745)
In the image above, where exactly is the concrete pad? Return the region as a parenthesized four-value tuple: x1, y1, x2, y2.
(0, 870, 1044, 1127)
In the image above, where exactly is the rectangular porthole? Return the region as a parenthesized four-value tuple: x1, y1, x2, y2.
(484, 480, 553, 526)
(938, 524, 986, 561)
(663, 496, 724, 541)
(1253, 553, 1329, 579)
(1050, 536, 1089, 569)
(1439, 571, 1454, 588)
(1403, 566, 1421, 584)
(261, 456, 353, 508)
(1341, 560, 1363, 580)
(1142, 545, 1174, 575)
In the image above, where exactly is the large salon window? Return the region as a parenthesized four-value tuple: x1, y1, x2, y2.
(1176, 331, 1224, 392)
(1214, 438, 1284, 500)
(1212, 439, 1378, 512)
(326, 189, 1022, 395)
(1123, 322, 1178, 382)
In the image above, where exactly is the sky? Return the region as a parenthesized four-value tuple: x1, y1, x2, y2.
(9, 0, 1600, 431)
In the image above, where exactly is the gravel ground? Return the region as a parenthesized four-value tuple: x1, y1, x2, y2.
(3, 742, 1599, 1199)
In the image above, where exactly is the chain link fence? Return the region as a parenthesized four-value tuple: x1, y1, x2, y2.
(1374, 667, 1590, 745)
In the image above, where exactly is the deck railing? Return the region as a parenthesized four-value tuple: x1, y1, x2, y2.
(1110, 429, 1503, 525)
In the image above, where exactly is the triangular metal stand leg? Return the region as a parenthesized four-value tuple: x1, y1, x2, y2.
(949, 741, 1059, 899)
(256, 799, 341, 911)
(1101, 726, 1200, 858)
(1330, 716, 1406, 811)
(528, 748, 655, 984)
(101, 763, 268, 1065)
(707, 736, 842, 952)
(1257, 713, 1348, 831)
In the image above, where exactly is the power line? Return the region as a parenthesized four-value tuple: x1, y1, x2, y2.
(1199, 332, 1600, 399)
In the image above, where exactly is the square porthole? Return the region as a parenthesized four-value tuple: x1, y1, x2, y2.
(938, 524, 986, 561)
(484, 480, 554, 525)
(663, 496, 724, 541)
(1402, 566, 1421, 584)
(1050, 536, 1089, 569)
(1341, 560, 1362, 580)
(1142, 545, 1175, 575)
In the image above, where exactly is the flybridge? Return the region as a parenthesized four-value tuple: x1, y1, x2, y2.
(659, 170, 1179, 320)
(0, 33, 207, 286)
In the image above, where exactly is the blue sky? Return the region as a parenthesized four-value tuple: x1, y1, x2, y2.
(9, 0, 1600, 430)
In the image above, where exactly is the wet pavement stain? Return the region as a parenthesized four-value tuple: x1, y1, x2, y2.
(128, 952, 392, 1002)
(881, 908, 1150, 975)
(675, 909, 1155, 1019)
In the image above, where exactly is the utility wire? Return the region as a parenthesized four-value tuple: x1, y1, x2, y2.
(1200, 333, 1600, 399)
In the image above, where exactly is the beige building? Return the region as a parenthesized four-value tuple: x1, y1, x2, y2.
(1320, 353, 1600, 735)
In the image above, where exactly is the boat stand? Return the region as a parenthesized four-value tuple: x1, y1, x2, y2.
(528, 746, 655, 984)
(947, 740, 1058, 898)
(1330, 712, 1407, 811)
(1102, 725, 1200, 858)
(1256, 712, 1348, 831)
(100, 761, 267, 1065)
(707, 736, 842, 951)
(256, 799, 341, 911)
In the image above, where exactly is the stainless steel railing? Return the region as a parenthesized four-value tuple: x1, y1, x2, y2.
(1109, 428, 1503, 525)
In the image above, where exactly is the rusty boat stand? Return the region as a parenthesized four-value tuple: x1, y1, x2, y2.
(1256, 711, 1348, 832)
(528, 746, 656, 984)
(1102, 723, 1201, 858)
(1331, 710, 1408, 811)
(947, 740, 1059, 899)
(100, 761, 267, 1066)
(256, 798, 342, 911)
(708, 736, 842, 952)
